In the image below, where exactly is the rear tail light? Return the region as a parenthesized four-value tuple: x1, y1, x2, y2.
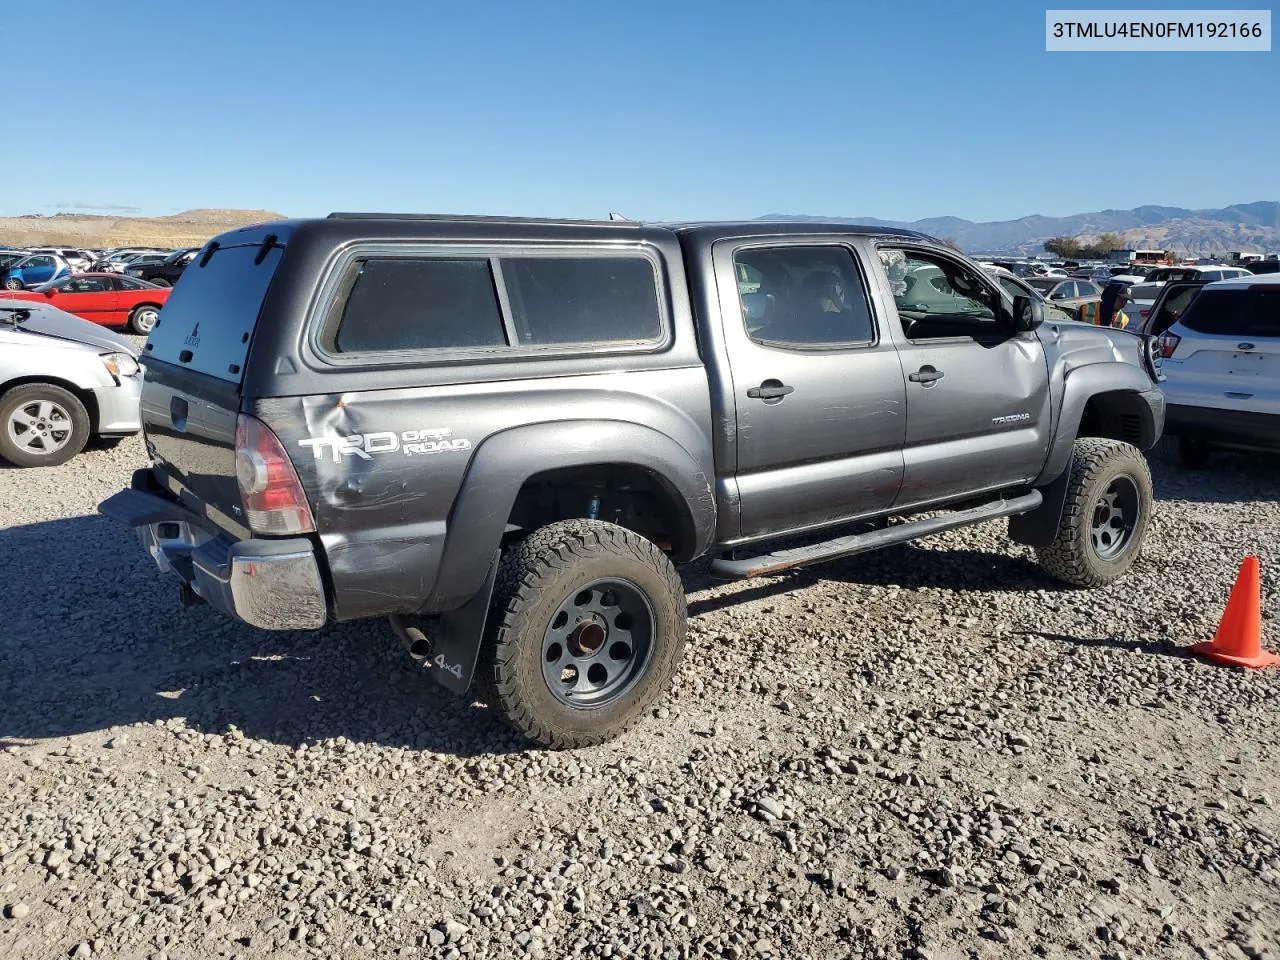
(1155, 333, 1181, 359)
(235, 414, 315, 535)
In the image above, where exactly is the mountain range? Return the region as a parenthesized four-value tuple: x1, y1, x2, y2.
(6, 202, 1278, 259)
(759, 201, 1280, 257)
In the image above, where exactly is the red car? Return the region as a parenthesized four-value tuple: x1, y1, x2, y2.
(5, 273, 169, 334)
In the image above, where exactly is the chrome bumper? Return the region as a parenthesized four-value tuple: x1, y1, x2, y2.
(100, 485, 327, 631)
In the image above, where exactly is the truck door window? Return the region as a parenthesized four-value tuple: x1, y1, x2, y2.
(880, 249, 1000, 340)
(732, 246, 875, 348)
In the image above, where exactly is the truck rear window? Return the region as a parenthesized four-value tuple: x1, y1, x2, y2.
(143, 243, 283, 383)
(1180, 287, 1280, 338)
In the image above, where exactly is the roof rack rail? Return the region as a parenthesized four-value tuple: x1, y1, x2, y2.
(325, 212, 641, 227)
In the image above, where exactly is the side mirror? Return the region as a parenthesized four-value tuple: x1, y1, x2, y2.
(43, 288, 56, 298)
(1012, 294, 1044, 332)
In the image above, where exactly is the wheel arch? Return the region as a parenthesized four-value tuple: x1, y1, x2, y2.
(0, 375, 101, 433)
(1012, 365, 1162, 549)
(427, 420, 717, 612)
(1037, 364, 1163, 486)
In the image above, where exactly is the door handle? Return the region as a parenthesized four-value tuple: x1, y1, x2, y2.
(746, 380, 795, 401)
(908, 366, 944, 385)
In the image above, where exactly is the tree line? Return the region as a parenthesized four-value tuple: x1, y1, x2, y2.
(1043, 232, 1127, 258)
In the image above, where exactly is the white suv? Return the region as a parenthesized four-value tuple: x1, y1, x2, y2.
(1153, 274, 1280, 466)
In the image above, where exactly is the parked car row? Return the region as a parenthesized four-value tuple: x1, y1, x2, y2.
(0, 244, 200, 293)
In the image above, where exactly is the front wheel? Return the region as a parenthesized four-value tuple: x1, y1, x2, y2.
(128, 303, 160, 335)
(1036, 438, 1153, 588)
(476, 520, 687, 749)
(0, 384, 91, 467)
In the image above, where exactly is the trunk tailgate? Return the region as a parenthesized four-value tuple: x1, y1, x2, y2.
(139, 236, 285, 534)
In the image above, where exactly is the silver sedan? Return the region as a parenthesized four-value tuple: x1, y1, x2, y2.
(0, 298, 142, 467)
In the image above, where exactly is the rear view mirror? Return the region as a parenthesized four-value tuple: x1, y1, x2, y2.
(1012, 295, 1043, 332)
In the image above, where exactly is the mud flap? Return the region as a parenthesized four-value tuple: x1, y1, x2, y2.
(1007, 461, 1073, 549)
(390, 551, 500, 695)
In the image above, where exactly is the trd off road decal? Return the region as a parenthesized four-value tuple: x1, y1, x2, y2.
(299, 428, 472, 461)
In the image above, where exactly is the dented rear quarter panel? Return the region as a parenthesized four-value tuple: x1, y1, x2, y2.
(251, 373, 715, 621)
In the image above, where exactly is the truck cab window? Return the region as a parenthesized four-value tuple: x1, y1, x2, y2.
(881, 249, 1000, 340)
(733, 245, 875, 348)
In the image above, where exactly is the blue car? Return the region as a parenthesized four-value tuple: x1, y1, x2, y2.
(2, 254, 71, 290)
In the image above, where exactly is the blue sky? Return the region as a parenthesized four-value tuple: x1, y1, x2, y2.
(12, 0, 1276, 223)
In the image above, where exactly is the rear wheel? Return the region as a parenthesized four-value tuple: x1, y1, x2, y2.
(3, 277, 23, 290)
(0, 384, 90, 467)
(149, 277, 171, 288)
(128, 304, 160, 335)
(476, 520, 687, 749)
(1036, 438, 1153, 588)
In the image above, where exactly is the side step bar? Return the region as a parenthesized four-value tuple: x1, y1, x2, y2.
(710, 490, 1043, 580)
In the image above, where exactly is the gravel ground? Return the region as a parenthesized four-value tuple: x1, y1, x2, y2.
(1, 437, 1278, 960)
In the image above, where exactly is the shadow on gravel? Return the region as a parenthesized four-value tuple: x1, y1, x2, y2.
(685, 546, 1060, 617)
(0, 515, 525, 757)
(1014, 629, 1192, 659)
(1150, 450, 1280, 505)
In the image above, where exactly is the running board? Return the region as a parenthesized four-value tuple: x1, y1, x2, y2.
(710, 490, 1043, 580)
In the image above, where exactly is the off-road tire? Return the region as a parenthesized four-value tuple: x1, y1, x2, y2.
(476, 519, 687, 749)
(0, 383, 91, 467)
(1036, 438, 1153, 588)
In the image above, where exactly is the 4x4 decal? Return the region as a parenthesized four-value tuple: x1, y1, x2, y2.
(299, 428, 472, 462)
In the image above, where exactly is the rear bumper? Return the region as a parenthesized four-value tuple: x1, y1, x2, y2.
(1165, 403, 1280, 451)
(99, 477, 327, 631)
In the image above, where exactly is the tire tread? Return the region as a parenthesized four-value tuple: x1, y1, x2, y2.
(1036, 437, 1152, 588)
(475, 520, 686, 749)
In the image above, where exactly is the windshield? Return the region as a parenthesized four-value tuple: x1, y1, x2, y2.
(1025, 277, 1057, 293)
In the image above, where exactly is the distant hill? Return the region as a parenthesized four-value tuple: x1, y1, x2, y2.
(758, 201, 1280, 256)
(0, 209, 286, 249)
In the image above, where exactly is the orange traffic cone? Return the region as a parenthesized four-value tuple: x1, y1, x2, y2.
(1191, 556, 1280, 668)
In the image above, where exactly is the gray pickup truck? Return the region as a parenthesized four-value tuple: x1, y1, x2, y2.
(101, 215, 1165, 747)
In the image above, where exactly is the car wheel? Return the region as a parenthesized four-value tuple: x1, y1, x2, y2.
(128, 304, 160, 335)
(0, 384, 91, 467)
(1177, 436, 1211, 469)
(149, 277, 171, 287)
(3, 277, 23, 290)
(1036, 438, 1153, 588)
(476, 519, 687, 749)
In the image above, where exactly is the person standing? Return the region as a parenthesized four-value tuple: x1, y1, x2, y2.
(1098, 281, 1132, 328)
